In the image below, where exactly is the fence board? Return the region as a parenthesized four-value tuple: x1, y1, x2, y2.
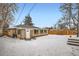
(48, 29, 77, 35)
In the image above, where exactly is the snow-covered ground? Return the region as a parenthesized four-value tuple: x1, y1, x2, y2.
(0, 35, 79, 56)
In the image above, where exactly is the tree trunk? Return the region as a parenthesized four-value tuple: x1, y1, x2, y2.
(77, 4, 79, 37)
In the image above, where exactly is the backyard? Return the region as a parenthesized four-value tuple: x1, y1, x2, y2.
(0, 35, 79, 56)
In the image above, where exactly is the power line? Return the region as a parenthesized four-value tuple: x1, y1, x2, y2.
(12, 4, 26, 26)
(28, 3, 36, 15)
(20, 3, 37, 24)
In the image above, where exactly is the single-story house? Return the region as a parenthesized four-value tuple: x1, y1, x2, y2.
(6, 25, 48, 40)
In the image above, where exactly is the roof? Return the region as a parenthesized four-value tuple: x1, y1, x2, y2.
(16, 24, 39, 29)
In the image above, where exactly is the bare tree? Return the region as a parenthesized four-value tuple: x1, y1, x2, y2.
(0, 3, 18, 28)
(60, 3, 73, 29)
(56, 16, 67, 29)
(73, 3, 79, 37)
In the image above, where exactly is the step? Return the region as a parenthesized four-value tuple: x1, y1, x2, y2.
(67, 42, 79, 46)
(68, 39, 79, 43)
(68, 37, 79, 40)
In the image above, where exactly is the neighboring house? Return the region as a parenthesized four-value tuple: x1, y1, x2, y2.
(0, 19, 9, 36)
(0, 28, 3, 36)
(6, 25, 48, 40)
(0, 20, 3, 36)
(0, 20, 3, 28)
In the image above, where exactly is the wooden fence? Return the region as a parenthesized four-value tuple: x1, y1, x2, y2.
(48, 29, 77, 35)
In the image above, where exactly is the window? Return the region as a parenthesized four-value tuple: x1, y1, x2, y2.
(44, 30, 47, 33)
(18, 30, 21, 34)
(40, 30, 43, 33)
(34, 29, 38, 34)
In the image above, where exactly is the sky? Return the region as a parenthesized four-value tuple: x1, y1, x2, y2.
(12, 3, 62, 28)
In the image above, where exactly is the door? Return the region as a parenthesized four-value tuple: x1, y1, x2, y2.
(25, 29, 31, 39)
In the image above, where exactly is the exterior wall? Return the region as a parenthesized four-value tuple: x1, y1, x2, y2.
(8, 30, 13, 37)
(0, 28, 3, 36)
(0, 20, 4, 28)
(6, 28, 30, 39)
(31, 29, 48, 37)
(6, 28, 48, 39)
(17, 29, 26, 39)
(32, 29, 39, 37)
(25, 29, 31, 39)
(5, 28, 26, 39)
(16, 28, 31, 39)
(7, 29, 16, 37)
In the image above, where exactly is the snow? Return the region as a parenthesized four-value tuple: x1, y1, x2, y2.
(0, 35, 79, 56)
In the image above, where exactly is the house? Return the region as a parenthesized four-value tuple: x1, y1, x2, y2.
(0, 14, 48, 39)
(6, 25, 48, 40)
(0, 20, 3, 36)
(0, 28, 3, 36)
(0, 19, 10, 36)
